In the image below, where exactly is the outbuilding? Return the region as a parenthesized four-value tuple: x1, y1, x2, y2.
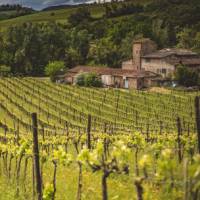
(62, 66, 158, 89)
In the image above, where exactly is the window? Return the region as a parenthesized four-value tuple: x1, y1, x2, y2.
(161, 68, 167, 74)
(145, 58, 151, 63)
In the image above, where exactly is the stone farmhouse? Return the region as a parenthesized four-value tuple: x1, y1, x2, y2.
(63, 66, 157, 89)
(62, 38, 200, 89)
(123, 38, 200, 78)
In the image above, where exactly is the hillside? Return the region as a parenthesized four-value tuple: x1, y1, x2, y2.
(0, 0, 151, 29)
(0, 2, 200, 199)
(0, 0, 93, 10)
(0, 4, 104, 28)
(0, 0, 200, 77)
(0, 4, 34, 21)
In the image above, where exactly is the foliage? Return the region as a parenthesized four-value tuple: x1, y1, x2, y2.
(76, 72, 102, 87)
(0, 4, 34, 20)
(177, 28, 200, 53)
(175, 65, 199, 87)
(78, 140, 130, 173)
(0, 4, 32, 12)
(52, 146, 73, 165)
(89, 38, 121, 67)
(0, 0, 200, 76)
(0, 65, 10, 75)
(0, 23, 91, 76)
(68, 7, 92, 27)
(84, 73, 102, 87)
(0, 78, 200, 199)
(45, 61, 65, 82)
(105, 2, 143, 18)
(75, 73, 85, 86)
(43, 183, 54, 200)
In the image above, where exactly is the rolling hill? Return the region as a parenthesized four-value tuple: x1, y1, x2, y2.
(0, 0, 97, 10)
(0, 0, 151, 30)
(0, 4, 105, 29)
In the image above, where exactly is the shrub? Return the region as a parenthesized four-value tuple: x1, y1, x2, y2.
(76, 73, 102, 87)
(84, 73, 102, 87)
(76, 73, 85, 86)
(0, 65, 11, 76)
(68, 7, 92, 27)
(175, 65, 199, 87)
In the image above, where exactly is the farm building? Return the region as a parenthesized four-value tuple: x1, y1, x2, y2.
(122, 38, 200, 78)
(62, 38, 200, 89)
(62, 66, 158, 89)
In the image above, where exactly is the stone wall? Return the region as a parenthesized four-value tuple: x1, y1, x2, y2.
(65, 76, 74, 84)
(122, 60, 135, 70)
(128, 78, 138, 89)
(141, 58, 175, 77)
(101, 75, 113, 86)
(133, 43, 142, 70)
(113, 76, 124, 88)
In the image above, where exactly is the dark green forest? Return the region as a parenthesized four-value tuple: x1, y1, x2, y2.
(0, 0, 200, 76)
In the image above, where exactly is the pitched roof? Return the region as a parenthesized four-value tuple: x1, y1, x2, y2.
(142, 48, 198, 58)
(68, 66, 116, 75)
(66, 66, 158, 78)
(167, 58, 200, 66)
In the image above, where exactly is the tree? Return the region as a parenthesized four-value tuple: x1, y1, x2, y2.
(193, 32, 200, 53)
(4, 23, 68, 76)
(45, 61, 65, 82)
(69, 29, 90, 65)
(177, 28, 195, 49)
(89, 38, 121, 67)
(175, 65, 199, 87)
(68, 7, 92, 27)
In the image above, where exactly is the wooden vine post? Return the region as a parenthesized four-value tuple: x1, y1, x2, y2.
(87, 114, 91, 149)
(177, 117, 182, 162)
(32, 113, 42, 200)
(195, 96, 200, 154)
(135, 178, 144, 200)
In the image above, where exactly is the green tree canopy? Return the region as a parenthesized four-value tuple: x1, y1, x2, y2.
(68, 7, 92, 27)
(45, 61, 65, 82)
(175, 65, 199, 87)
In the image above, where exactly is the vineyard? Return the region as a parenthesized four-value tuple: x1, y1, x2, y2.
(0, 77, 200, 200)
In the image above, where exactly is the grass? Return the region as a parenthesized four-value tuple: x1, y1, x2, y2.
(0, 140, 136, 200)
(0, 4, 105, 30)
(0, 163, 135, 200)
(0, 142, 184, 200)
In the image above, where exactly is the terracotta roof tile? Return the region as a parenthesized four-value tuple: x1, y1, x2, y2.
(142, 48, 198, 58)
(167, 58, 200, 66)
(66, 66, 158, 78)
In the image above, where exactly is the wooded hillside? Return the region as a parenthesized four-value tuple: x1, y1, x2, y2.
(0, 0, 199, 76)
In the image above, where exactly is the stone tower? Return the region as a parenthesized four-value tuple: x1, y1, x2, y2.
(132, 38, 157, 70)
